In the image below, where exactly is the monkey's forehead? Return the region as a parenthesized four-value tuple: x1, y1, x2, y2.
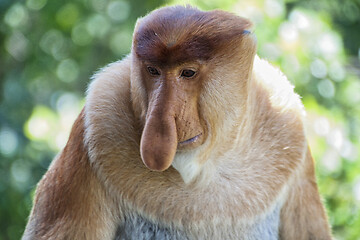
(133, 5, 253, 64)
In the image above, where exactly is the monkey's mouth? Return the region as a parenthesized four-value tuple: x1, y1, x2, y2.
(178, 133, 203, 149)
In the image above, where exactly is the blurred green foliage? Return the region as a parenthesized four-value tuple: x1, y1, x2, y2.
(0, 0, 359, 239)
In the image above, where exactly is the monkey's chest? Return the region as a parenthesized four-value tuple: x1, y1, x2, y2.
(114, 206, 280, 240)
(115, 215, 188, 240)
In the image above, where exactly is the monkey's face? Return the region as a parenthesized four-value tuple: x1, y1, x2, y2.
(130, 6, 254, 175)
(138, 60, 207, 172)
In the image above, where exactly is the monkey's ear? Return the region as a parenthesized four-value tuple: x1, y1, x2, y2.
(242, 29, 257, 45)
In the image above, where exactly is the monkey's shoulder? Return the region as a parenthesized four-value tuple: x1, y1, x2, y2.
(87, 57, 132, 109)
(252, 56, 304, 113)
(85, 57, 136, 134)
(83, 56, 142, 167)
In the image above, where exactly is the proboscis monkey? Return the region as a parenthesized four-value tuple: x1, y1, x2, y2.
(23, 5, 332, 240)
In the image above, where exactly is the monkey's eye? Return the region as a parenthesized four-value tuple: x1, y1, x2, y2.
(147, 66, 160, 76)
(181, 69, 196, 78)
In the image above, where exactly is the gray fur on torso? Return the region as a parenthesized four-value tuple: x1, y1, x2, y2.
(114, 206, 280, 240)
(115, 215, 188, 240)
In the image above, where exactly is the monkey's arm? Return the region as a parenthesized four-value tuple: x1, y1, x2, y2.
(22, 110, 118, 240)
(279, 147, 332, 240)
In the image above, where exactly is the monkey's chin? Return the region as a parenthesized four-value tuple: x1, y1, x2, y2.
(172, 150, 202, 184)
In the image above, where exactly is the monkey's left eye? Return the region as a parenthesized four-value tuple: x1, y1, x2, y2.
(181, 69, 196, 78)
(147, 66, 160, 76)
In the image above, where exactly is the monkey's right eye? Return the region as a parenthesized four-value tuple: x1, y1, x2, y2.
(147, 66, 160, 76)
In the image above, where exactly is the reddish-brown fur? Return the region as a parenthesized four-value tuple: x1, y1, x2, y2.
(23, 110, 118, 239)
(134, 6, 252, 64)
(279, 147, 331, 240)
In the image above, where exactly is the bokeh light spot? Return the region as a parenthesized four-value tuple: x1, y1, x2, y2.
(5, 31, 29, 61)
(4, 3, 28, 28)
(56, 3, 80, 29)
(265, 0, 284, 18)
(282, 54, 300, 76)
(329, 61, 345, 82)
(279, 22, 299, 48)
(110, 31, 132, 56)
(317, 33, 341, 59)
(11, 160, 30, 185)
(260, 43, 281, 61)
(289, 10, 310, 31)
(55, 93, 81, 149)
(107, 1, 130, 22)
(0, 128, 19, 157)
(279, 22, 298, 42)
(317, 79, 335, 99)
(27, 116, 50, 139)
(24, 106, 58, 141)
(86, 14, 111, 38)
(310, 59, 327, 79)
(314, 117, 330, 136)
(56, 59, 79, 83)
(40, 29, 65, 59)
(321, 149, 342, 173)
(353, 178, 360, 201)
(91, 0, 107, 12)
(26, 0, 47, 10)
(327, 128, 344, 151)
(340, 140, 357, 162)
(344, 80, 360, 104)
(71, 22, 93, 46)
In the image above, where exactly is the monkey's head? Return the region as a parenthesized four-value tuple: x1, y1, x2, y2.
(131, 6, 256, 180)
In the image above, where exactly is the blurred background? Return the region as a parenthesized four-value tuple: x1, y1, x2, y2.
(0, 0, 359, 239)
